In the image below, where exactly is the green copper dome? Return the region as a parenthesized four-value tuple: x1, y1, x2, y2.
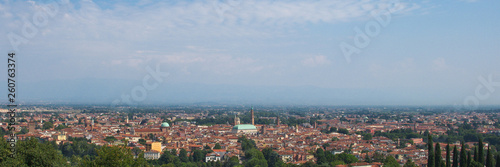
(161, 122, 170, 127)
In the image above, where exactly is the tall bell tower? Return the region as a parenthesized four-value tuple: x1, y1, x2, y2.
(251, 107, 254, 125)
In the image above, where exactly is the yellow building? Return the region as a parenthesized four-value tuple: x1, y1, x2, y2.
(147, 142, 162, 153)
(52, 133, 67, 141)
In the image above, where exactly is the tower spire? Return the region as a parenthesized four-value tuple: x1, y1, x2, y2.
(277, 115, 280, 127)
(251, 106, 254, 125)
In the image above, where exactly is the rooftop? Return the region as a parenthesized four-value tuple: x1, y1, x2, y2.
(232, 124, 257, 130)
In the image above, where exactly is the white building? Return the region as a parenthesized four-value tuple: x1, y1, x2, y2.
(144, 150, 160, 160)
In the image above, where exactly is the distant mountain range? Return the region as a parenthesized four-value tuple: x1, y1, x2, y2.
(1, 78, 484, 106)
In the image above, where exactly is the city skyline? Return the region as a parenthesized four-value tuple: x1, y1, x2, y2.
(1, 104, 499, 166)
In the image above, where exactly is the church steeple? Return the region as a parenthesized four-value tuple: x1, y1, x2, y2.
(234, 115, 240, 125)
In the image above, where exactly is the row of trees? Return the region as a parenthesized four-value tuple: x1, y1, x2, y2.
(0, 135, 322, 167)
(427, 135, 500, 167)
(314, 147, 421, 167)
(0, 137, 150, 166)
(7, 134, 498, 167)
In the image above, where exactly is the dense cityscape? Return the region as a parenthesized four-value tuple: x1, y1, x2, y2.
(1, 105, 499, 167)
(1, 0, 500, 167)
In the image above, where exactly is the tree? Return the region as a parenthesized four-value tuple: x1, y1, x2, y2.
(496, 154, 500, 167)
(337, 128, 349, 135)
(179, 148, 188, 162)
(460, 143, 467, 167)
(363, 133, 373, 140)
(330, 160, 345, 167)
(485, 147, 492, 167)
(424, 130, 430, 138)
(470, 161, 484, 167)
(452, 146, 458, 167)
(104, 136, 117, 143)
(140, 119, 148, 125)
(336, 153, 358, 164)
(372, 152, 386, 162)
(436, 143, 444, 167)
(495, 154, 500, 167)
(83, 145, 147, 166)
(148, 133, 155, 141)
(384, 156, 400, 167)
(55, 124, 68, 130)
(192, 149, 204, 162)
(238, 136, 257, 151)
(429, 135, 435, 167)
(159, 149, 180, 165)
(43, 121, 54, 130)
(474, 147, 478, 162)
(59, 138, 100, 158)
(132, 147, 143, 156)
(467, 151, 472, 167)
(322, 143, 330, 150)
(214, 143, 222, 149)
(262, 147, 284, 167)
(404, 159, 418, 167)
(446, 144, 451, 167)
(223, 156, 240, 167)
(16, 127, 29, 135)
(315, 148, 327, 165)
(365, 153, 372, 163)
(478, 138, 484, 165)
(139, 139, 147, 145)
(244, 148, 267, 167)
(1, 137, 67, 166)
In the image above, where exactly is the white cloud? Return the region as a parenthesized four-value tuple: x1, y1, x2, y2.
(0, 0, 425, 82)
(302, 55, 331, 67)
(0, 0, 422, 41)
(395, 58, 416, 71)
(432, 57, 448, 71)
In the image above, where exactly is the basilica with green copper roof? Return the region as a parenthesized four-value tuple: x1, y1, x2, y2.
(231, 107, 258, 134)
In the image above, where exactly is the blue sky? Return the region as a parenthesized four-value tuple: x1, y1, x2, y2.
(0, 0, 499, 106)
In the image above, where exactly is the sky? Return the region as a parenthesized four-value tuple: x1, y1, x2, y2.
(0, 0, 499, 107)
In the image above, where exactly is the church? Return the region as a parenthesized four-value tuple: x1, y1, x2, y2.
(231, 107, 258, 134)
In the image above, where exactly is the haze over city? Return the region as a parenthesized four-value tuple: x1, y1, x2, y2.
(1, 0, 499, 106)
